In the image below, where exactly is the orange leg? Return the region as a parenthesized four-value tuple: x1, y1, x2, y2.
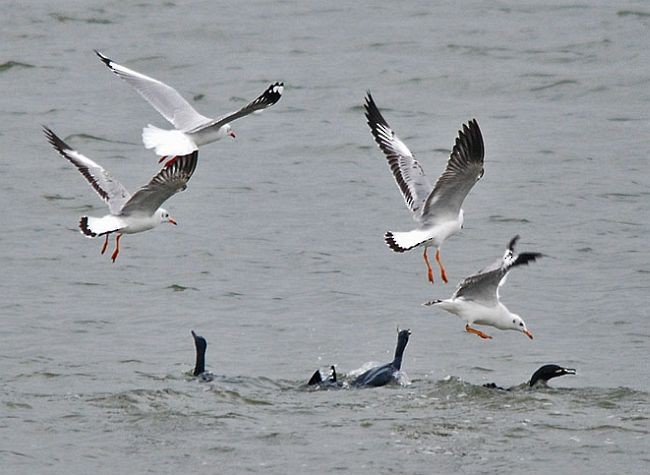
(100, 234, 109, 255)
(465, 324, 492, 340)
(423, 248, 434, 283)
(435, 248, 448, 283)
(111, 233, 122, 263)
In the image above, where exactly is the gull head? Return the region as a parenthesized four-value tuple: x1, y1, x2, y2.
(511, 314, 533, 339)
(224, 124, 236, 139)
(158, 208, 177, 225)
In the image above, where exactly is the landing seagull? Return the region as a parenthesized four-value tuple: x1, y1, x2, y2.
(95, 50, 284, 163)
(364, 92, 484, 284)
(424, 235, 542, 339)
(44, 127, 198, 262)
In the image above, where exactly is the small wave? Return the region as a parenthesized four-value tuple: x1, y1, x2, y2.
(49, 13, 113, 24)
(530, 79, 579, 92)
(489, 215, 531, 223)
(617, 10, 650, 18)
(0, 61, 35, 73)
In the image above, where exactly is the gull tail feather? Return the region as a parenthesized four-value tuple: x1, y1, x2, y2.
(79, 216, 124, 238)
(142, 125, 197, 157)
(384, 230, 432, 253)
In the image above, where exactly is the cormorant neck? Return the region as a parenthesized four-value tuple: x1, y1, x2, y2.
(392, 333, 409, 370)
(194, 348, 205, 376)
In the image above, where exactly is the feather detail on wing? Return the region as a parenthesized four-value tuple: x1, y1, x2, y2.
(452, 235, 542, 303)
(43, 126, 131, 214)
(364, 92, 432, 216)
(120, 151, 198, 215)
(192, 82, 284, 133)
(422, 119, 484, 221)
(95, 50, 211, 132)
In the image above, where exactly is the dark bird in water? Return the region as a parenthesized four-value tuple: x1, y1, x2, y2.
(484, 364, 576, 390)
(307, 365, 341, 388)
(529, 364, 576, 387)
(191, 330, 213, 382)
(352, 328, 411, 387)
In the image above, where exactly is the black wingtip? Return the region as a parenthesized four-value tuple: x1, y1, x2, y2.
(454, 117, 485, 164)
(79, 216, 97, 237)
(508, 235, 521, 252)
(94, 49, 112, 67)
(43, 127, 72, 157)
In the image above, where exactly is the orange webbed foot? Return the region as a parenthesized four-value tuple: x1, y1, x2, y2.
(466, 324, 492, 340)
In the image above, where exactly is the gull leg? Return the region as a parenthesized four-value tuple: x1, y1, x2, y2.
(423, 248, 434, 283)
(465, 324, 492, 339)
(163, 156, 179, 168)
(100, 234, 109, 255)
(111, 233, 122, 263)
(435, 248, 449, 284)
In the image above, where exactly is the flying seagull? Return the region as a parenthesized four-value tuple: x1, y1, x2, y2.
(44, 127, 198, 262)
(95, 50, 283, 163)
(424, 235, 542, 339)
(364, 92, 484, 284)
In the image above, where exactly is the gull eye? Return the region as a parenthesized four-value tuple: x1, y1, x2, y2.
(519, 322, 524, 327)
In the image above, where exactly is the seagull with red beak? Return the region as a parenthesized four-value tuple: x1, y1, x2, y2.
(424, 235, 541, 340)
(44, 127, 198, 262)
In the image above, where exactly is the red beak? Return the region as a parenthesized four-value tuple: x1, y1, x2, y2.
(168, 218, 178, 226)
(524, 329, 533, 340)
(228, 130, 236, 139)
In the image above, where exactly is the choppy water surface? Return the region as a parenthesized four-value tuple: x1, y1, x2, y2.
(1, 1, 649, 474)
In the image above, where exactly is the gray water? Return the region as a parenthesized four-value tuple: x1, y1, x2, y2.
(1, 1, 649, 473)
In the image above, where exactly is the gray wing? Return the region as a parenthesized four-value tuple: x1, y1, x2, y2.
(452, 266, 506, 304)
(453, 235, 543, 303)
(189, 82, 284, 133)
(364, 92, 433, 217)
(43, 127, 130, 214)
(96, 51, 212, 132)
(422, 119, 484, 221)
(120, 151, 198, 216)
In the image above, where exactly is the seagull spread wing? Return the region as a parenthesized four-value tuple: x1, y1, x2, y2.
(452, 235, 542, 303)
(95, 51, 211, 132)
(191, 82, 284, 133)
(43, 127, 131, 214)
(422, 119, 484, 222)
(364, 92, 433, 217)
(120, 151, 199, 216)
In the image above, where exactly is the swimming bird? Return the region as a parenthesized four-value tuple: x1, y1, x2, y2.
(484, 364, 576, 390)
(191, 330, 214, 382)
(307, 365, 341, 389)
(529, 364, 576, 387)
(364, 92, 484, 284)
(352, 328, 411, 387)
(44, 127, 198, 262)
(95, 50, 284, 163)
(423, 235, 541, 339)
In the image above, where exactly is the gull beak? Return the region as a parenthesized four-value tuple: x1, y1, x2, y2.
(523, 329, 534, 340)
(228, 130, 236, 139)
(168, 218, 178, 226)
